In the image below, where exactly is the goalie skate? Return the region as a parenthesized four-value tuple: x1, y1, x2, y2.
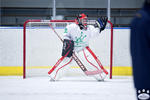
(94, 71, 108, 81)
(49, 76, 56, 82)
(93, 74, 104, 81)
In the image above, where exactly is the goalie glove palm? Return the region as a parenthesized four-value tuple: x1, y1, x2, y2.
(95, 17, 108, 32)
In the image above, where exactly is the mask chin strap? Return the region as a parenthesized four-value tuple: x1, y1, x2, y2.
(79, 24, 84, 30)
(76, 15, 87, 30)
(78, 21, 87, 30)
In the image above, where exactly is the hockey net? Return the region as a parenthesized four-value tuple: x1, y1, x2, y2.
(23, 19, 113, 80)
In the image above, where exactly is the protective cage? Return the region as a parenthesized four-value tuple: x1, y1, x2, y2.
(23, 20, 113, 79)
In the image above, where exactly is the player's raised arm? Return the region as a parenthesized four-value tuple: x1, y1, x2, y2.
(94, 16, 108, 32)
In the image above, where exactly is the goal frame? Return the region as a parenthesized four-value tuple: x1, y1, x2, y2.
(23, 19, 113, 79)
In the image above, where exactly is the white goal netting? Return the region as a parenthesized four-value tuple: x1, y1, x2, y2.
(23, 20, 113, 79)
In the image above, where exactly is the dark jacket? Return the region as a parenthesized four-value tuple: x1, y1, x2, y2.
(130, 2, 150, 89)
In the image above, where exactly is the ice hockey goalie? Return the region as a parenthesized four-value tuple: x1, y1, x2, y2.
(48, 13, 108, 81)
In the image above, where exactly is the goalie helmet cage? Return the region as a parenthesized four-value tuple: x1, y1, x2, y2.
(23, 19, 113, 79)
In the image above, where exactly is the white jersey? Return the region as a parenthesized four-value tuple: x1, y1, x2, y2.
(63, 23, 100, 52)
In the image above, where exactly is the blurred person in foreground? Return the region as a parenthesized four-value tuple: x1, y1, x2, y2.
(130, 0, 150, 100)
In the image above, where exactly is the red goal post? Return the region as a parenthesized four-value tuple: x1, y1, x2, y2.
(23, 19, 113, 79)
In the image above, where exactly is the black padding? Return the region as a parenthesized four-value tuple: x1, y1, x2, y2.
(62, 39, 74, 57)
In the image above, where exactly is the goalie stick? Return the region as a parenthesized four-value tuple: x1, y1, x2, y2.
(48, 22, 108, 76)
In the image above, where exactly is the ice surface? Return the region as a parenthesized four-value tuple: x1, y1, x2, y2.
(0, 76, 136, 100)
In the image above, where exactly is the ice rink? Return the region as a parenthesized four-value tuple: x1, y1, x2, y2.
(0, 76, 136, 100)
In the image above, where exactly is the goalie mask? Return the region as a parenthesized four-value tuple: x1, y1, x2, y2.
(76, 13, 88, 30)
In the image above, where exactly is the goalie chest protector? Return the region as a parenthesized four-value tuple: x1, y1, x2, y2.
(62, 39, 74, 57)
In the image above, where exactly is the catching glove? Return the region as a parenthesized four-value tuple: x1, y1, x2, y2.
(94, 16, 108, 32)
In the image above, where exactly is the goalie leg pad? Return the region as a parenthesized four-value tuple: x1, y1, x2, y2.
(76, 47, 108, 80)
(49, 58, 73, 81)
(62, 39, 74, 57)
